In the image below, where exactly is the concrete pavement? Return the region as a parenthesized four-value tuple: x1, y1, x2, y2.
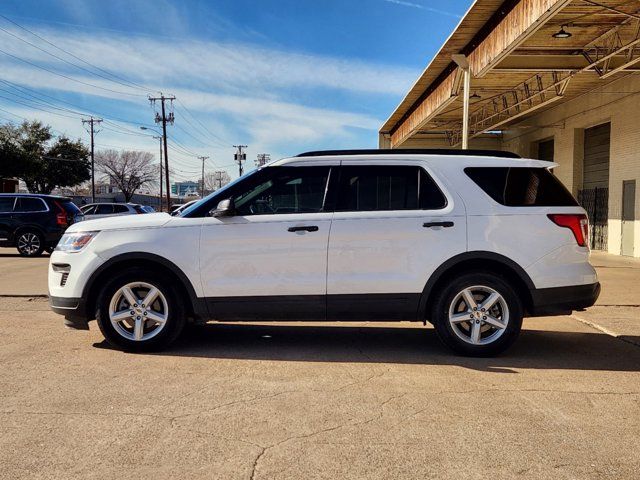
(1, 300, 639, 479)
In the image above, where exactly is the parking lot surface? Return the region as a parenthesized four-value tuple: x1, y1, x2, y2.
(1, 250, 639, 479)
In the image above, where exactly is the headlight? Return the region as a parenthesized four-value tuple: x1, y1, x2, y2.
(55, 231, 99, 252)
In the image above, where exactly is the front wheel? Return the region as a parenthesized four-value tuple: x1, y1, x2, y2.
(96, 268, 185, 352)
(431, 272, 523, 356)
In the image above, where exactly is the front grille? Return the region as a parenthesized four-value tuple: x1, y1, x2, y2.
(60, 272, 69, 287)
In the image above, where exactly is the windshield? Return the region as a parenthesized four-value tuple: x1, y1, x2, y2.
(178, 169, 259, 217)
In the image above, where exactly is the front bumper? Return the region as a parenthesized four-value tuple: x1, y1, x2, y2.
(529, 282, 601, 316)
(50, 296, 89, 329)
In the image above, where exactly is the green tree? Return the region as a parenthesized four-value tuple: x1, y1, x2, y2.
(0, 121, 90, 194)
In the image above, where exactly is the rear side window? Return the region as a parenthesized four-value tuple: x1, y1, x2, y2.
(15, 197, 47, 212)
(113, 204, 130, 213)
(336, 166, 446, 212)
(0, 196, 16, 212)
(465, 167, 578, 207)
(95, 204, 114, 215)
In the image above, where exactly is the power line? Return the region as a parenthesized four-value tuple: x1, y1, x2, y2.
(0, 23, 149, 96)
(175, 99, 231, 146)
(0, 46, 146, 97)
(0, 13, 154, 93)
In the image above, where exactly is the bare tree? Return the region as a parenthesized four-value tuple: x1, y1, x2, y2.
(96, 150, 158, 202)
(204, 170, 231, 194)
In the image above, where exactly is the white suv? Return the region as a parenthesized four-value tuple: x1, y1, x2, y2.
(49, 149, 600, 356)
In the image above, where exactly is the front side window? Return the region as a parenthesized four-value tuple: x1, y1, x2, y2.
(233, 166, 330, 215)
(0, 197, 16, 213)
(15, 197, 47, 212)
(335, 165, 446, 212)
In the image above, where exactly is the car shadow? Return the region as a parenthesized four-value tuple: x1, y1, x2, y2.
(94, 322, 640, 372)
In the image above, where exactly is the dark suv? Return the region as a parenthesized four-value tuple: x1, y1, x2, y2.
(0, 194, 84, 257)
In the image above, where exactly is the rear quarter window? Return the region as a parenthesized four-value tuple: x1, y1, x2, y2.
(465, 167, 578, 207)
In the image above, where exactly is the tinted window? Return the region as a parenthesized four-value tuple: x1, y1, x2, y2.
(95, 204, 114, 214)
(61, 201, 81, 214)
(465, 167, 578, 207)
(0, 197, 16, 213)
(81, 205, 96, 215)
(113, 204, 130, 213)
(15, 197, 47, 212)
(233, 166, 330, 215)
(336, 166, 446, 212)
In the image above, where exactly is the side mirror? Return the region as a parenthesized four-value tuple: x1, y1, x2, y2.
(211, 198, 235, 217)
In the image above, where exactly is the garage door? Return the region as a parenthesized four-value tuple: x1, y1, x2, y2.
(579, 123, 610, 250)
(583, 123, 610, 189)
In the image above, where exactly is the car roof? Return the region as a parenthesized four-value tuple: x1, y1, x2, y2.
(272, 154, 555, 170)
(0, 193, 71, 201)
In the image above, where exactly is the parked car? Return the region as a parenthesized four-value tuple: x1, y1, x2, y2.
(80, 202, 147, 219)
(49, 149, 599, 355)
(170, 200, 198, 216)
(140, 205, 156, 213)
(0, 194, 83, 257)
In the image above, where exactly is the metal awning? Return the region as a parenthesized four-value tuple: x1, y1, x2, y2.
(381, 0, 640, 148)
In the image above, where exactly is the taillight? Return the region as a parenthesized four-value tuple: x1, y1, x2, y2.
(547, 214, 589, 247)
(53, 201, 69, 227)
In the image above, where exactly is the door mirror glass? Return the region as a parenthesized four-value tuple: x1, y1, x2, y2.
(211, 198, 235, 217)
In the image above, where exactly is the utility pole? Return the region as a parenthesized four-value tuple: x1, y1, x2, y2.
(255, 153, 270, 167)
(82, 117, 102, 202)
(198, 156, 209, 197)
(214, 170, 226, 189)
(149, 94, 175, 209)
(234, 145, 247, 177)
(153, 136, 163, 211)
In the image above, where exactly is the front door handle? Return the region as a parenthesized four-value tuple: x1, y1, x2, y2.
(423, 221, 454, 228)
(288, 225, 319, 232)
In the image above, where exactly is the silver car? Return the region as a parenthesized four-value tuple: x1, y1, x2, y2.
(80, 203, 147, 219)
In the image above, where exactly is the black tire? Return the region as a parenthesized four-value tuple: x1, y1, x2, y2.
(95, 267, 186, 352)
(431, 272, 523, 357)
(15, 229, 45, 257)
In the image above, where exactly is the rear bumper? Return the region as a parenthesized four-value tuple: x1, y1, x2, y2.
(49, 296, 89, 330)
(529, 282, 600, 316)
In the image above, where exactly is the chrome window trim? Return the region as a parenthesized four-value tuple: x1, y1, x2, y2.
(14, 197, 50, 213)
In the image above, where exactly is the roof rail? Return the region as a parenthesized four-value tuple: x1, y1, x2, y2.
(296, 148, 520, 159)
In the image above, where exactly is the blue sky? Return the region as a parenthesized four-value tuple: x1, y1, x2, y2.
(0, 0, 471, 183)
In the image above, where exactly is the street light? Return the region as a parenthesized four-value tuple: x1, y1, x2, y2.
(140, 126, 165, 212)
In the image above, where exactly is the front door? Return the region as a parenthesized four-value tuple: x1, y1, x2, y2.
(622, 180, 635, 257)
(199, 165, 334, 320)
(326, 162, 467, 320)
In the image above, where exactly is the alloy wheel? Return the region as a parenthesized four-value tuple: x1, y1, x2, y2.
(17, 232, 41, 256)
(108, 282, 169, 342)
(448, 285, 509, 346)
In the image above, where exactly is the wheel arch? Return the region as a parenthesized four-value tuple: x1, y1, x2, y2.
(418, 251, 535, 320)
(12, 224, 47, 243)
(83, 252, 208, 322)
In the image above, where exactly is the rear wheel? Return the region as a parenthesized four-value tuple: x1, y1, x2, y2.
(96, 268, 185, 352)
(431, 272, 523, 356)
(16, 230, 44, 257)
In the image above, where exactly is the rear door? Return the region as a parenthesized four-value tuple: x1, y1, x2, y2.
(0, 196, 17, 243)
(326, 161, 467, 320)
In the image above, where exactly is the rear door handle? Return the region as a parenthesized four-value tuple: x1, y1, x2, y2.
(423, 221, 454, 228)
(288, 225, 319, 232)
